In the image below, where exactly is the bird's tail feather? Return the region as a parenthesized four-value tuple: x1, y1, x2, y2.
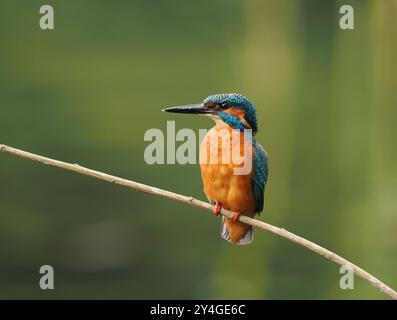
(220, 217, 253, 245)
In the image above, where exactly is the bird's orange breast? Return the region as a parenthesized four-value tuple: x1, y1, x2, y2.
(199, 124, 255, 215)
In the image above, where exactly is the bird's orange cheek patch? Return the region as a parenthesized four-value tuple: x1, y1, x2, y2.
(224, 109, 245, 118)
(224, 109, 251, 130)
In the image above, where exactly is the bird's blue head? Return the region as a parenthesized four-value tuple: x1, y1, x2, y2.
(163, 93, 258, 134)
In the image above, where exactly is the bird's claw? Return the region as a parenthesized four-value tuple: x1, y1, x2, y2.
(213, 202, 222, 216)
(232, 211, 241, 222)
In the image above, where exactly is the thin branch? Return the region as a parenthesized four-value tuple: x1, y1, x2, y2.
(1, 144, 396, 300)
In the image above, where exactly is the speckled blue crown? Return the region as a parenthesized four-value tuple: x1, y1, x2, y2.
(203, 93, 258, 133)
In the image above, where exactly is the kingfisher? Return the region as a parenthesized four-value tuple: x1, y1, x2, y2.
(163, 93, 268, 245)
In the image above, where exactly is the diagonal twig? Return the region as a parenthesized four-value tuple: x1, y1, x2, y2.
(1, 143, 396, 300)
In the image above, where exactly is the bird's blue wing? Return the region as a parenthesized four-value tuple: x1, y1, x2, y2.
(252, 141, 268, 214)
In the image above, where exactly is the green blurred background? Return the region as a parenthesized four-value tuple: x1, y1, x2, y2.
(0, 0, 396, 299)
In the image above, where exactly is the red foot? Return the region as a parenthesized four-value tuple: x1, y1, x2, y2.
(213, 202, 222, 216)
(232, 211, 241, 222)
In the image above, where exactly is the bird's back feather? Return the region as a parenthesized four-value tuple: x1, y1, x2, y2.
(252, 140, 268, 214)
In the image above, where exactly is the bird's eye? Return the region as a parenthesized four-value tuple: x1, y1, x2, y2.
(219, 102, 229, 109)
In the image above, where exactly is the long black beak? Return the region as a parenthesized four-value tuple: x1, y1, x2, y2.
(162, 104, 212, 115)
